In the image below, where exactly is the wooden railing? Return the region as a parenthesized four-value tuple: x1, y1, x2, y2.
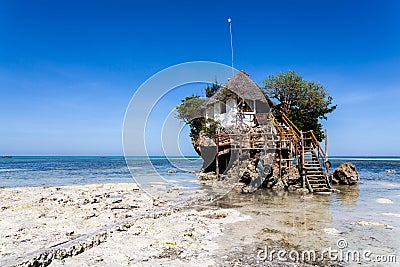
(212, 112, 331, 191)
(281, 113, 300, 139)
(304, 130, 330, 174)
(268, 113, 330, 174)
(216, 132, 277, 150)
(272, 113, 301, 160)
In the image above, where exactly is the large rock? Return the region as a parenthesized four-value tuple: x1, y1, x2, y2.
(330, 162, 359, 185)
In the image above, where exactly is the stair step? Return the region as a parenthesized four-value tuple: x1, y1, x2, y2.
(312, 186, 330, 189)
(308, 181, 327, 185)
(313, 188, 331, 193)
(308, 180, 325, 183)
(307, 176, 326, 180)
(307, 176, 326, 179)
(309, 182, 328, 186)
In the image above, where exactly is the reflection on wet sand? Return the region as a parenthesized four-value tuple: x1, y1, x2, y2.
(335, 185, 360, 208)
(211, 189, 335, 265)
(210, 180, 400, 266)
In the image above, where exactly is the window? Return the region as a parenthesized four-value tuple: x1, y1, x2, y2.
(220, 102, 226, 114)
(241, 99, 254, 113)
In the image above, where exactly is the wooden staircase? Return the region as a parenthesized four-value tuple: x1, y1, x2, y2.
(302, 131, 332, 193)
(213, 112, 332, 193)
(274, 114, 332, 193)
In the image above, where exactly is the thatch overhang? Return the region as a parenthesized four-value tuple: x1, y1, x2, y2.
(201, 70, 275, 109)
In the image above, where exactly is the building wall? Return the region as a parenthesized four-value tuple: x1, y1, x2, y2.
(206, 106, 213, 120)
(210, 98, 259, 128)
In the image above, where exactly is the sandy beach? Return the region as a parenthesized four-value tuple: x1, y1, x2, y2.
(0, 182, 260, 266)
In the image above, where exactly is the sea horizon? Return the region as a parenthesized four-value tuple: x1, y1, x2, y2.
(3, 155, 400, 160)
(1, 156, 399, 189)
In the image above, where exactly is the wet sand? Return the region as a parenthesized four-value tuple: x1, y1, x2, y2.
(0, 183, 254, 266)
(0, 183, 150, 260)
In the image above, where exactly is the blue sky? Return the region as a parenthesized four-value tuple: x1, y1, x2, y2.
(0, 0, 399, 156)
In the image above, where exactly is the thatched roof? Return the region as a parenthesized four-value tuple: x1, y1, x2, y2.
(202, 70, 274, 107)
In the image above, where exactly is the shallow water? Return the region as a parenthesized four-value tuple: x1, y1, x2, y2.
(210, 158, 400, 266)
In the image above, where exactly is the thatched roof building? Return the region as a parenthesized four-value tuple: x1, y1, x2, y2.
(202, 70, 275, 108)
(201, 70, 275, 127)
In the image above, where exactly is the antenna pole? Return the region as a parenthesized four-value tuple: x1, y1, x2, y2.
(228, 18, 234, 77)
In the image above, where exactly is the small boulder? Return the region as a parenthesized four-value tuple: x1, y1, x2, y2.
(330, 162, 359, 185)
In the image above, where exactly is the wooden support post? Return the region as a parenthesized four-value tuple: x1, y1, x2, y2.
(279, 131, 282, 181)
(226, 152, 228, 171)
(325, 129, 328, 160)
(300, 130, 305, 188)
(325, 129, 329, 173)
(215, 136, 219, 179)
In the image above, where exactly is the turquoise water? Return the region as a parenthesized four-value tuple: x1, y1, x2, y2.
(1, 156, 399, 187)
(0, 156, 203, 188)
(1, 156, 399, 190)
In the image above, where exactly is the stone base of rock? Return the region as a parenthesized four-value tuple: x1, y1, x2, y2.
(195, 153, 305, 193)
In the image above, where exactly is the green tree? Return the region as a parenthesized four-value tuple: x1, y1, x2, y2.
(201, 118, 220, 138)
(175, 95, 205, 135)
(176, 84, 224, 140)
(262, 71, 336, 141)
(205, 82, 221, 98)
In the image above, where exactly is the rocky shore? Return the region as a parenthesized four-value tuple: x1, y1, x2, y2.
(0, 168, 367, 267)
(1, 181, 338, 267)
(0, 182, 262, 266)
(0, 183, 150, 264)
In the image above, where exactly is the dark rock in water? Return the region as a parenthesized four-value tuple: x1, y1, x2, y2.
(330, 162, 359, 185)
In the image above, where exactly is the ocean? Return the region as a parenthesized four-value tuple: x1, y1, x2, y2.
(0, 156, 399, 265)
(0, 156, 203, 188)
(1, 156, 399, 190)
